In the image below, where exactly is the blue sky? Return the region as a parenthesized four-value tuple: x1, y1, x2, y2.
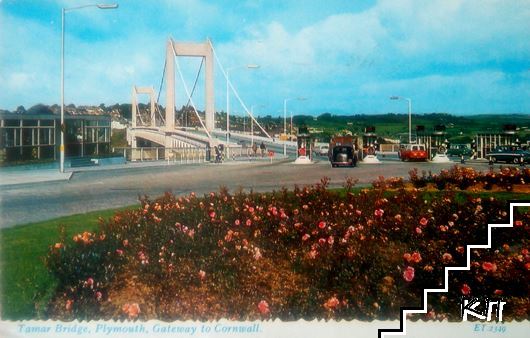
(0, 0, 529, 116)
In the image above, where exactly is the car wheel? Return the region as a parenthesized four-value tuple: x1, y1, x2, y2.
(491, 157, 497, 163)
(513, 157, 520, 164)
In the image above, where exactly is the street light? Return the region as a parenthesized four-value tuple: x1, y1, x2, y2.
(390, 96, 412, 143)
(226, 64, 259, 157)
(61, 3, 118, 173)
(283, 97, 306, 156)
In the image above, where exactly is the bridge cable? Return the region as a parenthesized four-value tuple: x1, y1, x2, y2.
(170, 40, 212, 140)
(208, 39, 272, 140)
(154, 59, 167, 125)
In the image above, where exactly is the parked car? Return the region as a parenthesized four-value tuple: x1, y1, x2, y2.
(398, 144, 429, 161)
(447, 144, 472, 157)
(486, 147, 530, 164)
(314, 145, 329, 156)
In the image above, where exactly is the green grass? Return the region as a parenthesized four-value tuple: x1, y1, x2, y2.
(0, 205, 136, 319)
(0, 190, 528, 320)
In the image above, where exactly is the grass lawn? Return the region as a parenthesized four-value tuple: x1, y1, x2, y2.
(0, 190, 528, 320)
(0, 205, 136, 319)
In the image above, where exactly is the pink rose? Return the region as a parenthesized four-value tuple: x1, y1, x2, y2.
(403, 266, 415, 282)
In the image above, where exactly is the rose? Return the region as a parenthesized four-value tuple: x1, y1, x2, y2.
(461, 283, 471, 295)
(482, 262, 497, 272)
(122, 303, 140, 319)
(442, 253, 453, 262)
(411, 252, 422, 263)
(374, 209, 384, 217)
(318, 221, 326, 229)
(419, 217, 428, 226)
(302, 234, 310, 241)
(324, 296, 340, 310)
(403, 266, 415, 282)
(258, 300, 270, 315)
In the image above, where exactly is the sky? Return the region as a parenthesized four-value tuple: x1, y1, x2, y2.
(0, 0, 529, 116)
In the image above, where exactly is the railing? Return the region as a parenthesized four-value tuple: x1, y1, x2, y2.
(112, 145, 283, 164)
(113, 147, 207, 163)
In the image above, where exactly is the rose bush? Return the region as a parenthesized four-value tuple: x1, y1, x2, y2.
(46, 173, 529, 321)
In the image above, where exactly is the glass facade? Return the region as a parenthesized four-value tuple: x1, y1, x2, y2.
(0, 113, 111, 163)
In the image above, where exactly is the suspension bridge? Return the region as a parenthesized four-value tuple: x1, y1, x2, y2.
(127, 38, 296, 161)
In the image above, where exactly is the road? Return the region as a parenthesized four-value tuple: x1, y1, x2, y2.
(0, 158, 494, 228)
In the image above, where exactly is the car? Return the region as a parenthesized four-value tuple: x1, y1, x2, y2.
(398, 143, 429, 161)
(314, 145, 329, 156)
(446, 144, 472, 157)
(330, 145, 357, 167)
(329, 136, 358, 167)
(486, 147, 530, 164)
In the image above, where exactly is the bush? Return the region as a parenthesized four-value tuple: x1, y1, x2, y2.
(45, 177, 530, 321)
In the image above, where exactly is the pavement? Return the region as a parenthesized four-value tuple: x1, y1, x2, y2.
(0, 156, 509, 228)
(0, 156, 284, 187)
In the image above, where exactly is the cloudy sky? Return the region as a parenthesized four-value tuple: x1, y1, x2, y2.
(0, 0, 529, 116)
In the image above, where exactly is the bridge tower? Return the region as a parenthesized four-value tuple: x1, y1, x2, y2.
(132, 86, 157, 128)
(165, 39, 215, 131)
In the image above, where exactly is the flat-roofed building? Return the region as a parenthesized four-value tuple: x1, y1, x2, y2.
(0, 112, 111, 164)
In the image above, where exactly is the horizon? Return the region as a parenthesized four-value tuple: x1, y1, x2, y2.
(1, 0, 529, 116)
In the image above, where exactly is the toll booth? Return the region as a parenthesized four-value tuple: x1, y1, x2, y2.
(416, 125, 448, 158)
(296, 125, 313, 161)
(474, 125, 518, 159)
(362, 126, 377, 158)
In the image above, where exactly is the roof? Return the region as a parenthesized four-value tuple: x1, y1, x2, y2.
(0, 112, 110, 121)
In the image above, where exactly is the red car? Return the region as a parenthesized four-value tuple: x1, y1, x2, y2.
(398, 144, 428, 161)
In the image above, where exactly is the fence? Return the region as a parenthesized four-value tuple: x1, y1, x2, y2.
(114, 147, 207, 163)
(112, 146, 275, 164)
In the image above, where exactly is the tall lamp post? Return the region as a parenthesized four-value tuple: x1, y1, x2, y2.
(61, 3, 118, 173)
(226, 64, 259, 158)
(390, 96, 412, 143)
(283, 97, 306, 157)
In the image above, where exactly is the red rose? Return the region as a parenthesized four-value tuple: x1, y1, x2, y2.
(420, 217, 428, 226)
(245, 219, 252, 227)
(302, 234, 310, 241)
(403, 253, 412, 262)
(258, 300, 270, 315)
(374, 209, 384, 217)
(403, 266, 415, 282)
(411, 252, 422, 263)
(461, 283, 471, 295)
(482, 262, 497, 272)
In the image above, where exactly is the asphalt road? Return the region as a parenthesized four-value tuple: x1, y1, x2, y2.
(0, 157, 495, 228)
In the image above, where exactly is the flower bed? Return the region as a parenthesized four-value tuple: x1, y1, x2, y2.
(409, 166, 530, 191)
(46, 177, 530, 321)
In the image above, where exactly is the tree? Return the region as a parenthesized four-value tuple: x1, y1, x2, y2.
(15, 105, 26, 114)
(27, 104, 53, 115)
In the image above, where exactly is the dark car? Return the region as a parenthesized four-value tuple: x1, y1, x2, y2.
(486, 146, 530, 164)
(447, 144, 472, 157)
(330, 146, 357, 167)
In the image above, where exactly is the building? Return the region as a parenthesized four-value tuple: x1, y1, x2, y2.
(0, 112, 111, 164)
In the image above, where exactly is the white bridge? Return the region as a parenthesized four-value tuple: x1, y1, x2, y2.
(127, 38, 296, 160)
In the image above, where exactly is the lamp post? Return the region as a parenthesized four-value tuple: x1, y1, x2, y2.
(61, 3, 118, 173)
(283, 97, 306, 156)
(390, 96, 412, 143)
(226, 64, 259, 158)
